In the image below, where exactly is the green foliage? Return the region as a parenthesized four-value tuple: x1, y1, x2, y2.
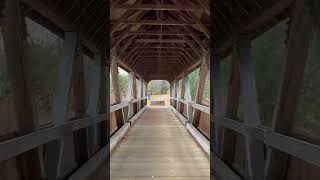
(0, 79, 11, 97)
(251, 20, 287, 126)
(294, 32, 320, 131)
(25, 44, 58, 96)
(148, 80, 169, 95)
(118, 73, 128, 98)
(188, 68, 200, 101)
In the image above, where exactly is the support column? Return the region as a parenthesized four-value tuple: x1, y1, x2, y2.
(43, 32, 78, 179)
(193, 53, 209, 126)
(211, 56, 224, 156)
(126, 72, 134, 120)
(237, 35, 265, 180)
(111, 59, 124, 127)
(184, 76, 193, 122)
(86, 53, 102, 156)
(72, 39, 89, 166)
(220, 48, 240, 165)
(179, 75, 186, 113)
(265, 0, 314, 179)
(98, 56, 108, 148)
(2, 0, 41, 179)
(132, 73, 137, 114)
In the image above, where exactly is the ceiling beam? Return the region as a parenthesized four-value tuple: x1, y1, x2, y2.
(135, 39, 186, 43)
(111, 20, 198, 26)
(127, 31, 192, 36)
(113, 4, 205, 11)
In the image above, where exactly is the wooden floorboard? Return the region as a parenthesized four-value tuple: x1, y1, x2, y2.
(111, 106, 210, 180)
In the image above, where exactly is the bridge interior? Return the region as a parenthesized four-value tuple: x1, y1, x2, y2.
(0, 0, 320, 180)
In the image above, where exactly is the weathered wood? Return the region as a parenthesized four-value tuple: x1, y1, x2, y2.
(111, 20, 197, 26)
(211, 57, 224, 156)
(237, 35, 265, 180)
(179, 75, 186, 114)
(265, 0, 314, 179)
(114, 4, 205, 11)
(86, 54, 102, 156)
(98, 58, 108, 148)
(43, 32, 78, 180)
(193, 53, 209, 126)
(111, 107, 209, 179)
(72, 41, 89, 166)
(2, 0, 41, 179)
(220, 50, 240, 165)
(126, 72, 134, 120)
(111, 59, 124, 127)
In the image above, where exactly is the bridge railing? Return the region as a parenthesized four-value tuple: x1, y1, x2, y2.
(0, 97, 147, 179)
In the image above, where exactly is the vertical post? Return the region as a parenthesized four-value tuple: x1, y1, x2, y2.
(220, 48, 240, 165)
(98, 56, 108, 148)
(86, 53, 102, 156)
(145, 81, 148, 105)
(193, 53, 209, 126)
(179, 75, 186, 113)
(211, 56, 224, 156)
(140, 79, 144, 108)
(126, 72, 134, 120)
(265, 0, 314, 179)
(237, 35, 265, 180)
(132, 73, 137, 114)
(111, 59, 124, 127)
(2, 0, 41, 179)
(72, 38, 89, 166)
(176, 80, 181, 111)
(43, 32, 78, 179)
(184, 76, 193, 122)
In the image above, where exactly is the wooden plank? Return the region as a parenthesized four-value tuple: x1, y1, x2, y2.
(193, 53, 208, 126)
(220, 53, 240, 165)
(72, 40, 89, 166)
(111, 59, 125, 127)
(111, 20, 197, 26)
(111, 107, 209, 179)
(2, 0, 41, 179)
(179, 76, 186, 113)
(126, 72, 134, 120)
(265, 0, 314, 179)
(211, 57, 224, 156)
(98, 59, 108, 148)
(186, 123, 210, 155)
(0, 114, 107, 163)
(43, 32, 78, 180)
(237, 35, 265, 180)
(86, 54, 102, 156)
(113, 4, 204, 11)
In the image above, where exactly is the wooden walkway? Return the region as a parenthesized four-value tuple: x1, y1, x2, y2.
(111, 106, 210, 180)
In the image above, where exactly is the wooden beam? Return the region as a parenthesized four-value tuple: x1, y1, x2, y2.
(2, 0, 41, 179)
(220, 50, 240, 165)
(43, 32, 78, 179)
(86, 54, 102, 156)
(135, 39, 186, 43)
(237, 35, 265, 180)
(265, 0, 314, 179)
(193, 53, 208, 126)
(113, 4, 204, 11)
(212, 56, 224, 156)
(72, 41, 89, 166)
(111, 20, 197, 26)
(127, 31, 192, 36)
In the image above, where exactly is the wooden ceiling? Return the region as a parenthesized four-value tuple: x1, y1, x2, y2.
(17, 0, 293, 82)
(111, 0, 292, 82)
(111, 0, 210, 82)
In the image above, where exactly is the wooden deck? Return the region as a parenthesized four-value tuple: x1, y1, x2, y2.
(111, 106, 210, 180)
